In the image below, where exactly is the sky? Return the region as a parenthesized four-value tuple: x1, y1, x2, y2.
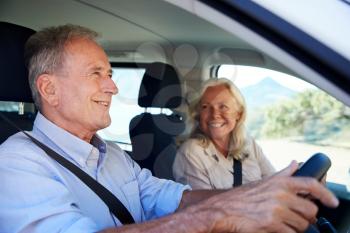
(218, 65, 315, 92)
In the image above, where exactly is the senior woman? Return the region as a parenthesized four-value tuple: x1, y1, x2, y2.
(173, 78, 275, 189)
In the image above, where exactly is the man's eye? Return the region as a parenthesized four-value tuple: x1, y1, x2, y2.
(89, 72, 100, 78)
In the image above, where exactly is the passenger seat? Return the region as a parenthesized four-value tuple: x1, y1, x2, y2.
(129, 62, 185, 180)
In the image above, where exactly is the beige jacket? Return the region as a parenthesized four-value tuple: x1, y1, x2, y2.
(173, 137, 275, 189)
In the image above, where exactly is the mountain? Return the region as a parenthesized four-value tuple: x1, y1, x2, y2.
(241, 77, 296, 110)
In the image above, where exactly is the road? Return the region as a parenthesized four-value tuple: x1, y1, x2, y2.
(258, 139, 350, 188)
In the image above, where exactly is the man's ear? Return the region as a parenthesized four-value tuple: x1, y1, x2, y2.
(36, 74, 59, 106)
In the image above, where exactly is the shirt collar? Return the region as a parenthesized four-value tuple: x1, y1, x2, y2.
(91, 135, 106, 153)
(204, 140, 233, 161)
(32, 112, 107, 168)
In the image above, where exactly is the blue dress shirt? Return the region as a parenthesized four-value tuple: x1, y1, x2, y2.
(0, 112, 189, 233)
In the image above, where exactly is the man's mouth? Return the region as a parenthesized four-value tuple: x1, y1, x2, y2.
(95, 101, 109, 107)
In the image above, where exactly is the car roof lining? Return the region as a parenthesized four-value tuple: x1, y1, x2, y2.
(0, 0, 296, 75)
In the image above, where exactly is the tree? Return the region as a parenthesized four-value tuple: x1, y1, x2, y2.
(255, 89, 350, 142)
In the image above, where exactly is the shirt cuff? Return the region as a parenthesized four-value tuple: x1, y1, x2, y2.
(155, 180, 191, 217)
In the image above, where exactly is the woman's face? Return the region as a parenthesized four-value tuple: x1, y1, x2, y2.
(199, 85, 241, 145)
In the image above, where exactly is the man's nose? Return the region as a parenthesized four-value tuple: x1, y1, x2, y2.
(102, 77, 118, 95)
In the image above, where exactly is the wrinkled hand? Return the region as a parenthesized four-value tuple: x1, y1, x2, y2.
(198, 161, 339, 233)
(320, 174, 327, 185)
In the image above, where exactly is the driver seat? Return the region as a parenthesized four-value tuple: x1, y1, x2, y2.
(0, 22, 36, 144)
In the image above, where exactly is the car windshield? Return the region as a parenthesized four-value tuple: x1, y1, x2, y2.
(218, 65, 350, 189)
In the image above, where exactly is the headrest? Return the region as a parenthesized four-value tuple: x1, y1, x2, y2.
(138, 62, 182, 108)
(0, 22, 35, 102)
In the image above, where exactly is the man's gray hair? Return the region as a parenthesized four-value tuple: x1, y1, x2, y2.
(24, 24, 99, 111)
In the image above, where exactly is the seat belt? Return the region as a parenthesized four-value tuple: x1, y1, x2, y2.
(233, 158, 242, 187)
(0, 112, 135, 225)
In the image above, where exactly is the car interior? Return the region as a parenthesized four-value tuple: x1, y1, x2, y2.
(0, 0, 349, 232)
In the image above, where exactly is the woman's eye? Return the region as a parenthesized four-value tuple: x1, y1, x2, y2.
(220, 105, 228, 110)
(201, 105, 208, 110)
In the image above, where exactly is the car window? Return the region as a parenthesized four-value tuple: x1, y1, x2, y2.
(0, 101, 35, 115)
(217, 65, 350, 189)
(0, 101, 36, 144)
(0, 101, 21, 112)
(98, 67, 145, 150)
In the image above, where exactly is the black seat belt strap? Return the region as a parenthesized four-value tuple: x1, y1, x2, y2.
(233, 159, 242, 187)
(0, 112, 135, 225)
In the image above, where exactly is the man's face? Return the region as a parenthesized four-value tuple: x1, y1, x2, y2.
(51, 38, 118, 139)
(199, 85, 241, 145)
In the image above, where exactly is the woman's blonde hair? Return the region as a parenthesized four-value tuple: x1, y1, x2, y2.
(189, 78, 247, 160)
